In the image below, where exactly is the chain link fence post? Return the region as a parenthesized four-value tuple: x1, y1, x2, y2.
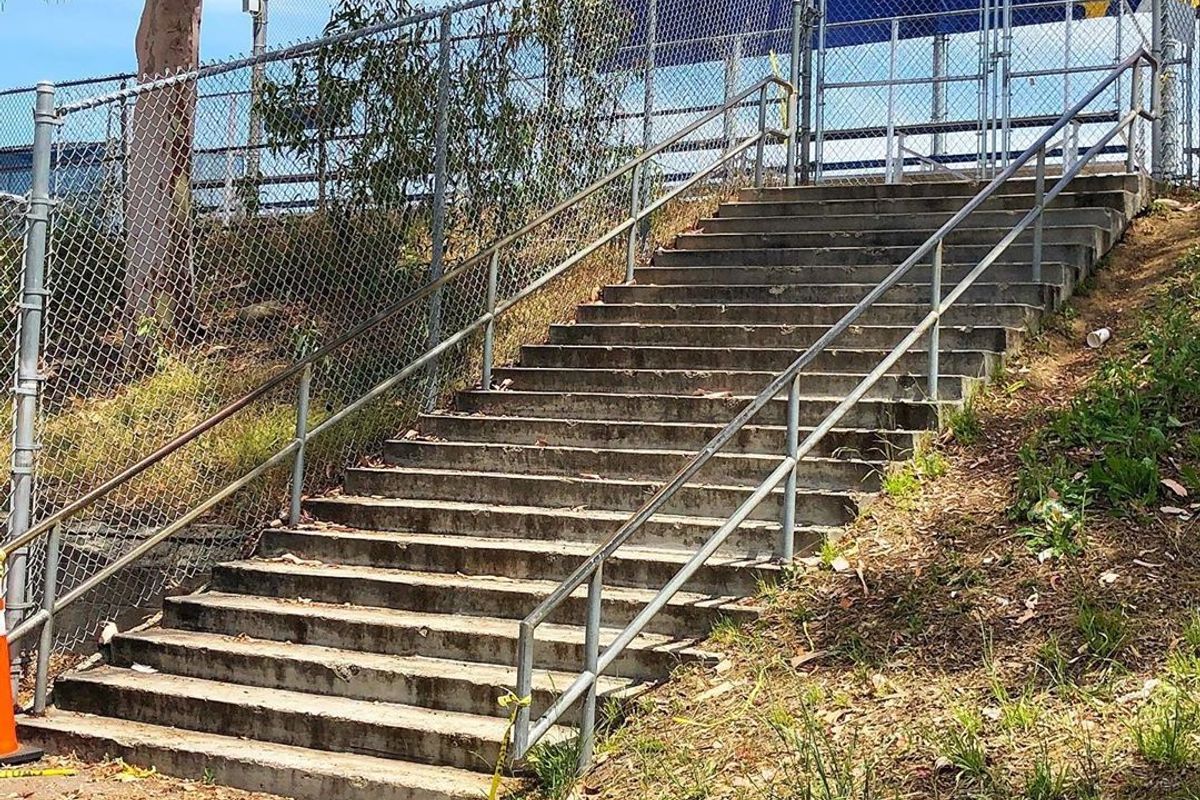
(424, 8, 454, 412)
(7, 82, 56, 693)
(1152, 0, 1165, 179)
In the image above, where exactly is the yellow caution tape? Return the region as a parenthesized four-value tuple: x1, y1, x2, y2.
(0, 767, 79, 778)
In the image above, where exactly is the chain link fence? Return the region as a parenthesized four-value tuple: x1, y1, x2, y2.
(813, 0, 1195, 184)
(2, 0, 790, 654)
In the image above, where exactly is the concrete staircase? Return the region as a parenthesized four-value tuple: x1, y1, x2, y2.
(20, 175, 1148, 799)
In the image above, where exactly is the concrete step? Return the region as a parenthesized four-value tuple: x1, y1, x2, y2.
(454, 390, 945, 430)
(601, 281, 1061, 307)
(163, 591, 717, 680)
(304, 496, 833, 557)
(575, 301, 1043, 329)
(699, 207, 1121, 234)
(342, 466, 863, 526)
(652, 241, 1095, 269)
(20, 711, 494, 800)
(52, 667, 562, 773)
(735, 173, 1141, 203)
(519, 343, 1001, 376)
(489, 366, 978, 400)
(546, 322, 1018, 352)
(109, 628, 628, 724)
(414, 414, 922, 459)
(670, 224, 1110, 254)
(383, 439, 884, 491)
(718, 191, 1140, 220)
(210, 559, 758, 638)
(632, 262, 1075, 288)
(258, 528, 782, 597)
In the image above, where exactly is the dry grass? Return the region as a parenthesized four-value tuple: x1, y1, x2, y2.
(525, 203, 1200, 800)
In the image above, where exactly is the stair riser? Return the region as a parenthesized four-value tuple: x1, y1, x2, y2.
(719, 192, 1139, 220)
(19, 725, 459, 800)
(163, 598, 703, 680)
(576, 303, 1042, 329)
(491, 367, 978, 401)
(258, 529, 776, 597)
(736, 174, 1140, 202)
(671, 226, 1109, 253)
(602, 282, 1060, 307)
(455, 392, 942, 429)
(653, 242, 1094, 269)
(632, 263, 1073, 287)
(53, 679, 500, 772)
(416, 416, 920, 459)
(548, 323, 1015, 352)
(304, 499, 821, 557)
(342, 469, 861, 525)
(210, 565, 754, 639)
(109, 634, 578, 725)
(520, 344, 1001, 376)
(700, 207, 1119, 233)
(383, 442, 882, 491)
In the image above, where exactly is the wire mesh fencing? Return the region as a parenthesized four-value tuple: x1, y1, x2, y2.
(3, 0, 787, 654)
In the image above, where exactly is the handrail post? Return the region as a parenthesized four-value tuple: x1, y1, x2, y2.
(32, 523, 61, 715)
(1032, 145, 1046, 285)
(626, 163, 643, 283)
(8, 82, 56, 695)
(577, 565, 603, 772)
(1131, 56, 1145, 172)
(928, 242, 943, 400)
(779, 374, 800, 562)
(754, 84, 768, 188)
(481, 249, 499, 390)
(288, 363, 314, 527)
(513, 620, 535, 760)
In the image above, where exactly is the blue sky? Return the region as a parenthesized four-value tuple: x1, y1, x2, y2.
(0, 0, 332, 89)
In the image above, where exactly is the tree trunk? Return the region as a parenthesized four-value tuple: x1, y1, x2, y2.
(123, 0, 204, 368)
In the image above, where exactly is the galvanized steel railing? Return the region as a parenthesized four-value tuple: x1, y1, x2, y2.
(511, 47, 1159, 769)
(2, 66, 798, 713)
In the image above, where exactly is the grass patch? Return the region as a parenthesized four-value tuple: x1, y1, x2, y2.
(1133, 691, 1200, 768)
(1014, 247, 1200, 525)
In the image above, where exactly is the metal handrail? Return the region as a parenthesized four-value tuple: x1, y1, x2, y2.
(4, 74, 798, 712)
(512, 47, 1158, 767)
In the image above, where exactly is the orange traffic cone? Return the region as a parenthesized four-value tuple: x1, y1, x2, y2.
(0, 598, 42, 766)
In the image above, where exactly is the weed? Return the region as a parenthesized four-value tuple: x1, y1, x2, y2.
(1021, 749, 1070, 800)
(524, 738, 582, 800)
(1133, 692, 1200, 767)
(990, 679, 1042, 732)
(819, 537, 844, 568)
(1018, 497, 1085, 560)
(708, 616, 749, 648)
(881, 447, 948, 507)
(1036, 634, 1073, 690)
(1184, 610, 1200, 653)
(764, 703, 878, 800)
(946, 399, 983, 445)
(1076, 598, 1129, 665)
(935, 707, 990, 783)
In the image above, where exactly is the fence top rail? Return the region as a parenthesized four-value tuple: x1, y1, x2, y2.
(53, 0, 495, 116)
(518, 45, 1156, 633)
(0, 72, 793, 562)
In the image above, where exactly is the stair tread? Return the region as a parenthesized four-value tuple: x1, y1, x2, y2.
(21, 711, 493, 797)
(388, 439, 886, 468)
(307, 493, 841, 532)
(345, 465, 865, 497)
(417, 412, 924, 435)
(168, 591, 709, 652)
(59, 666, 557, 742)
(460, 389, 947, 405)
(115, 627, 631, 695)
(217, 558, 761, 609)
(278, 527, 785, 571)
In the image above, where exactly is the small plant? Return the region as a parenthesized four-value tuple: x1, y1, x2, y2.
(935, 707, 990, 783)
(1132, 692, 1200, 767)
(819, 537, 844, 568)
(524, 737, 583, 800)
(1183, 609, 1200, 652)
(1076, 598, 1129, 665)
(1018, 497, 1085, 560)
(1021, 748, 1070, 800)
(946, 399, 983, 445)
(708, 616, 748, 648)
(764, 703, 877, 800)
(990, 679, 1042, 732)
(1036, 634, 1073, 690)
(881, 447, 947, 508)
